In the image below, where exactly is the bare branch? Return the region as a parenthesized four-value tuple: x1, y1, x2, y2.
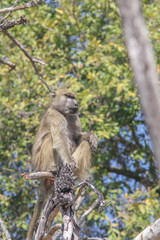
(35, 164, 76, 240)
(25, 169, 108, 239)
(62, 206, 74, 240)
(42, 224, 61, 240)
(52, 229, 62, 240)
(119, 0, 160, 173)
(84, 181, 110, 213)
(0, 0, 19, 23)
(65, 184, 86, 208)
(2, 29, 53, 93)
(44, 207, 60, 237)
(106, 165, 153, 185)
(0, 217, 12, 240)
(88, 238, 108, 240)
(75, 193, 85, 211)
(0, 58, 16, 71)
(0, 15, 27, 31)
(0, 0, 46, 14)
(79, 198, 99, 225)
(33, 58, 48, 66)
(73, 184, 86, 202)
(133, 218, 160, 240)
(35, 197, 60, 240)
(65, 180, 109, 213)
(22, 171, 56, 180)
(0, 12, 11, 23)
(0, 227, 2, 240)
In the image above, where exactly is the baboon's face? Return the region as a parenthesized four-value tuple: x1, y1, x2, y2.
(52, 92, 79, 115)
(61, 94, 78, 114)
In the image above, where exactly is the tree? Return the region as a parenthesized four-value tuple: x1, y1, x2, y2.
(0, 0, 160, 239)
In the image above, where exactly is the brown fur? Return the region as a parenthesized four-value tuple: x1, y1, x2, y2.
(26, 89, 97, 240)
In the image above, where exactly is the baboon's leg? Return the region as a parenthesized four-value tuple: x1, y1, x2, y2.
(26, 180, 53, 240)
(72, 140, 91, 180)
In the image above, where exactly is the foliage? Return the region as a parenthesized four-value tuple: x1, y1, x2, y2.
(0, 0, 160, 239)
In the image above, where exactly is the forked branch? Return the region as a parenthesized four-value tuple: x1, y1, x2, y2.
(1, 0, 53, 93)
(23, 166, 110, 240)
(2, 29, 53, 93)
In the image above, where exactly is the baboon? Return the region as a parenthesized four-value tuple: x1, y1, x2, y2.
(26, 89, 98, 240)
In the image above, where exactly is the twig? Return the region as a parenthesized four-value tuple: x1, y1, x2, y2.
(0, 0, 19, 23)
(74, 184, 86, 202)
(22, 171, 56, 180)
(0, 15, 27, 31)
(33, 58, 48, 66)
(0, 217, 12, 240)
(0, 0, 46, 14)
(76, 180, 109, 213)
(0, 58, 16, 71)
(0, 11, 11, 23)
(2, 29, 53, 93)
(79, 198, 100, 225)
(75, 192, 85, 211)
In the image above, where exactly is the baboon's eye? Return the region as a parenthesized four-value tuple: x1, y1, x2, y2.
(64, 94, 75, 99)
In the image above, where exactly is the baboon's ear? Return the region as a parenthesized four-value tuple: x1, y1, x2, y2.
(50, 92, 56, 99)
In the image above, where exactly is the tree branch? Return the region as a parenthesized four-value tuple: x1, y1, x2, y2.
(42, 224, 61, 240)
(51, 229, 62, 240)
(35, 197, 60, 240)
(43, 208, 61, 240)
(107, 165, 155, 186)
(0, 217, 12, 240)
(106, 165, 145, 182)
(27, 166, 108, 240)
(0, 0, 19, 23)
(2, 29, 53, 93)
(79, 198, 100, 225)
(133, 218, 160, 240)
(22, 171, 56, 180)
(119, 0, 160, 173)
(88, 238, 108, 240)
(0, 58, 16, 71)
(0, 0, 46, 14)
(83, 180, 109, 213)
(0, 15, 27, 31)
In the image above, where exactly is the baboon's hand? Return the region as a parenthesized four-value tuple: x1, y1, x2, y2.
(70, 157, 76, 168)
(63, 157, 76, 168)
(89, 133, 98, 152)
